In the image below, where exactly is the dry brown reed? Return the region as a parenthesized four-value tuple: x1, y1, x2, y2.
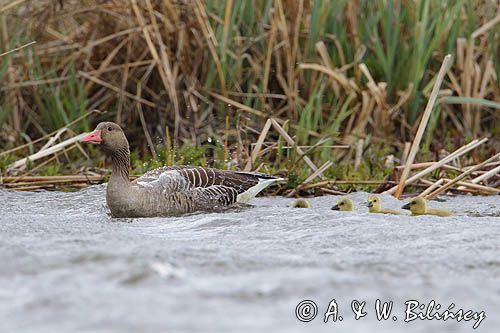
(0, 1, 499, 195)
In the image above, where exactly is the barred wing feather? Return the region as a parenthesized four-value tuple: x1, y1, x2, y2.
(135, 166, 281, 205)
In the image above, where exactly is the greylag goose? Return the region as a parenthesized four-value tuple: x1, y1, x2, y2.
(80, 122, 282, 217)
(292, 198, 311, 208)
(402, 197, 455, 217)
(331, 197, 353, 211)
(367, 195, 405, 215)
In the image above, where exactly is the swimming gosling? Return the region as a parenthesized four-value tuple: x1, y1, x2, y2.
(331, 198, 353, 211)
(402, 196, 455, 217)
(367, 195, 404, 215)
(292, 198, 311, 208)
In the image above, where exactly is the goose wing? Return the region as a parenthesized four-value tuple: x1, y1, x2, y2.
(135, 166, 281, 204)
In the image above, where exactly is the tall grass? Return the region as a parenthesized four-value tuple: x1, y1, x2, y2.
(0, 0, 498, 176)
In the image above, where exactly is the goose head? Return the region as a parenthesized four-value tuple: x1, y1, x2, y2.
(80, 122, 129, 155)
(331, 197, 353, 211)
(402, 196, 427, 214)
(367, 194, 381, 213)
(292, 198, 311, 208)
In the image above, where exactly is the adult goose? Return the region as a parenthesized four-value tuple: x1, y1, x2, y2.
(80, 122, 282, 217)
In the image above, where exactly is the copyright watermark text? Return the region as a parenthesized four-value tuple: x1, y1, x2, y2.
(295, 299, 485, 329)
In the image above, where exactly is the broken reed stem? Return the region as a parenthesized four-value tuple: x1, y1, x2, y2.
(401, 142, 411, 165)
(469, 165, 500, 184)
(0, 40, 36, 57)
(424, 178, 499, 195)
(7, 133, 89, 170)
(244, 118, 272, 171)
(249, 143, 349, 149)
(2, 175, 102, 183)
(208, 91, 266, 117)
(320, 188, 347, 195)
(471, 13, 500, 39)
(354, 139, 363, 169)
(377, 175, 494, 196)
(396, 162, 464, 172)
(449, 180, 499, 194)
(302, 179, 427, 190)
(419, 179, 445, 197)
(394, 54, 452, 198)
(302, 161, 333, 185)
(0, 0, 28, 13)
(224, 114, 229, 169)
(383, 137, 488, 194)
(1, 175, 139, 187)
(0, 109, 101, 159)
(425, 152, 500, 199)
(270, 118, 320, 174)
(4, 179, 102, 187)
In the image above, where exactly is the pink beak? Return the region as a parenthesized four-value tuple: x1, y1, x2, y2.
(80, 130, 102, 144)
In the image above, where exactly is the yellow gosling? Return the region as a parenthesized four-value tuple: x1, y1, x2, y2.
(292, 198, 312, 208)
(331, 198, 353, 211)
(402, 196, 455, 217)
(367, 195, 404, 215)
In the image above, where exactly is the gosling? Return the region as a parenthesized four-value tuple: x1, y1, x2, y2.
(367, 195, 404, 215)
(292, 198, 312, 208)
(331, 198, 353, 211)
(402, 196, 455, 217)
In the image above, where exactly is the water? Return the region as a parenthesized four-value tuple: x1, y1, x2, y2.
(1, 187, 499, 333)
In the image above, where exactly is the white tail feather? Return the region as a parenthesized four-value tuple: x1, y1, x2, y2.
(236, 177, 283, 203)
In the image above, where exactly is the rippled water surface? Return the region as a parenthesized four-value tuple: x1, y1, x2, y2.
(1, 186, 499, 332)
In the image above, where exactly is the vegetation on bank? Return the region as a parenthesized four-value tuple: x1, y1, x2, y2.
(0, 0, 499, 194)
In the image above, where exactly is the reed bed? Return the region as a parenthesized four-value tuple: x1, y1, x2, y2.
(0, 0, 499, 195)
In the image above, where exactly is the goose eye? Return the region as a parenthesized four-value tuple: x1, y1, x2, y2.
(108, 127, 112, 131)
(374, 200, 377, 202)
(340, 202, 344, 205)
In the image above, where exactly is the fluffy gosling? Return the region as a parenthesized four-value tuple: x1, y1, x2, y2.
(367, 195, 404, 215)
(292, 198, 312, 208)
(331, 198, 353, 211)
(402, 196, 455, 217)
